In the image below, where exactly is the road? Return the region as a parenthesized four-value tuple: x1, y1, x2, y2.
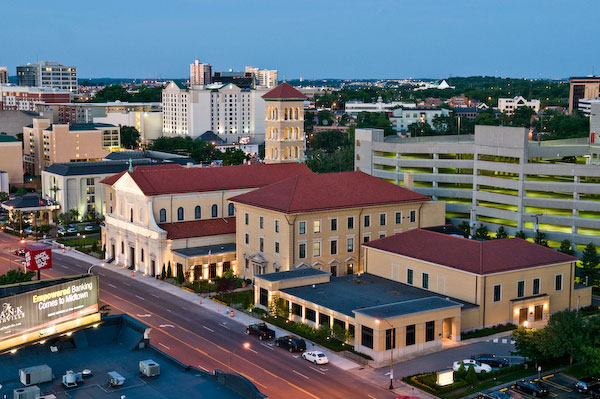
(0, 233, 397, 399)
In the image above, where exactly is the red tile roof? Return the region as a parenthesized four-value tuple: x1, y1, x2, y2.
(363, 228, 577, 275)
(262, 83, 307, 100)
(158, 217, 236, 240)
(229, 171, 431, 213)
(101, 163, 313, 196)
(99, 164, 182, 186)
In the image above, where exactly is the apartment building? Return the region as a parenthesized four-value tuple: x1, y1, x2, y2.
(355, 126, 600, 250)
(229, 171, 445, 278)
(497, 96, 541, 116)
(16, 61, 78, 93)
(190, 59, 212, 86)
(0, 84, 71, 111)
(390, 107, 450, 132)
(569, 76, 600, 113)
(345, 97, 415, 116)
(23, 119, 120, 175)
(0, 135, 24, 185)
(245, 66, 278, 88)
(0, 67, 8, 84)
(37, 102, 160, 124)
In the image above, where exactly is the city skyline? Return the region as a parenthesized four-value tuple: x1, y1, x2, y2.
(3, 0, 600, 80)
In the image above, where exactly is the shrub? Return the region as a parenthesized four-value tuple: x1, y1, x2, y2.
(166, 261, 172, 278)
(455, 361, 467, 380)
(465, 364, 478, 385)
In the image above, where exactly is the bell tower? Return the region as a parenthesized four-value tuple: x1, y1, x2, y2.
(262, 83, 307, 164)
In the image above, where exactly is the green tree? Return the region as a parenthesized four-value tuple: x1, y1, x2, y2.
(457, 221, 470, 234)
(495, 226, 508, 239)
(120, 126, 140, 149)
(220, 148, 249, 166)
(475, 224, 490, 240)
(511, 106, 536, 127)
(579, 243, 600, 286)
(0, 269, 35, 285)
(176, 264, 184, 284)
(0, 192, 9, 202)
(310, 130, 344, 153)
(515, 230, 527, 239)
(577, 316, 600, 375)
(166, 261, 172, 278)
(465, 364, 478, 385)
(93, 85, 131, 102)
(558, 240, 574, 256)
(512, 326, 544, 361)
(534, 231, 549, 247)
(474, 110, 500, 126)
(317, 110, 335, 126)
(407, 122, 435, 137)
(68, 208, 80, 223)
(537, 309, 585, 364)
(431, 114, 456, 135)
(356, 112, 394, 136)
(455, 361, 467, 380)
(161, 264, 166, 280)
(268, 294, 289, 319)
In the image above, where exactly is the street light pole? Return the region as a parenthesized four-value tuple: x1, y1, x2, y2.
(376, 319, 395, 389)
(88, 262, 105, 274)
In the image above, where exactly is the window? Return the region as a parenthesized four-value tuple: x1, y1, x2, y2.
(195, 206, 201, 220)
(533, 278, 540, 295)
(313, 220, 321, 233)
(245, 213, 249, 225)
(275, 241, 280, 254)
(422, 273, 429, 289)
(379, 213, 386, 226)
(130, 208, 133, 222)
(363, 235, 370, 243)
(159, 208, 166, 223)
(425, 321, 435, 342)
(305, 308, 316, 322)
(330, 240, 337, 255)
(177, 207, 184, 221)
(555, 274, 563, 291)
(228, 203, 235, 216)
(385, 328, 396, 350)
(347, 217, 354, 229)
(333, 318, 345, 330)
(245, 233, 249, 245)
(121, 241, 124, 254)
(493, 284, 501, 302)
(407, 269, 413, 285)
(330, 218, 337, 231)
(259, 237, 264, 252)
(299, 243, 306, 259)
(259, 216, 264, 229)
(211, 204, 218, 218)
(410, 210, 416, 223)
(347, 237, 354, 252)
(364, 215, 370, 227)
(299, 221, 306, 235)
(245, 258, 249, 270)
(361, 326, 373, 349)
(259, 288, 268, 307)
(313, 242, 321, 257)
(291, 303, 302, 316)
(379, 233, 385, 239)
(406, 324, 416, 346)
(275, 220, 279, 233)
(319, 313, 330, 326)
(395, 212, 402, 224)
(517, 280, 525, 298)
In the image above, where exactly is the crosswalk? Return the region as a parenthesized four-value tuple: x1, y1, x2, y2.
(485, 338, 515, 344)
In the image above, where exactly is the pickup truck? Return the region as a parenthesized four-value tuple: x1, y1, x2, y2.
(245, 323, 275, 341)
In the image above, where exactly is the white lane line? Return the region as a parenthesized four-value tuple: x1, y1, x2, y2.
(197, 365, 210, 372)
(309, 366, 325, 375)
(510, 340, 515, 344)
(368, 395, 377, 399)
(493, 338, 498, 343)
(135, 295, 145, 301)
(292, 370, 309, 379)
(181, 306, 187, 310)
(158, 343, 170, 350)
(247, 348, 258, 354)
(58, 265, 68, 269)
(151, 294, 160, 299)
(502, 338, 507, 344)
(107, 283, 117, 289)
(122, 282, 131, 286)
(219, 323, 230, 330)
(96, 272, 105, 277)
(166, 309, 172, 313)
(202, 326, 215, 332)
(261, 343, 275, 351)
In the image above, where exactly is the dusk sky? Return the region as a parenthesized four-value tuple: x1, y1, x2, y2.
(4, 0, 599, 80)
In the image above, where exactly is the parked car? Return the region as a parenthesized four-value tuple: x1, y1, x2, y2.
(84, 224, 96, 232)
(66, 226, 77, 233)
(452, 359, 492, 374)
(58, 228, 66, 235)
(301, 351, 329, 365)
(513, 380, 549, 397)
(472, 354, 509, 368)
(14, 248, 26, 256)
(275, 335, 306, 352)
(23, 227, 34, 235)
(576, 377, 600, 394)
(245, 323, 275, 340)
(487, 391, 511, 399)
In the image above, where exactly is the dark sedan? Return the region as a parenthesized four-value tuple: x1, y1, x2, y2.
(472, 354, 509, 368)
(513, 380, 549, 397)
(275, 335, 306, 352)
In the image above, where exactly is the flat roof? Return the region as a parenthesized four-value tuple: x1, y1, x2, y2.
(256, 267, 329, 282)
(0, 275, 87, 299)
(172, 243, 236, 258)
(0, 315, 260, 399)
(45, 159, 157, 176)
(353, 297, 462, 319)
(281, 273, 476, 318)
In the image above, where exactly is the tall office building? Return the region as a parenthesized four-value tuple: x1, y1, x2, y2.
(0, 67, 8, 84)
(569, 76, 600, 113)
(245, 66, 278, 88)
(16, 61, 78, 93)
(190, 59, 212, 86)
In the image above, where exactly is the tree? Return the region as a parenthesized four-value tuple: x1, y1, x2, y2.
(93, 85, 131, 102)
(120, 126, 140, 149)
(515, 230, 527, 239)
(537, 309, 585, 364)
(465, 364, 478, 385)
(161, 264, 166, 280)
(220, 148, 249, 166)
(310, 130, 344, 153)
(215, 269, 236, 294)
(317, 110, 335, 126)
(474, 110, 500, 126)
(534, 231, 549, 247)
(579, 243, 600, 286)
(407, 122, 435, 137)
(166, 261, 172, 278)
(558, 240, 574, 256)
(99, 304, 111, 318)
(495, 226, 508, 239)
(455, 361, 467, 380)
(0, 269, 35, 285)
(512, 326, 544, 361)
(511, 106, 535, 127)
(0, 192, 9, 202)
(577, 316, 600, 375)
(457, 221, 470, 234)
(176, 264, 184, 285)
(475, 224, 490, 240)
(268, 294, 289, 319)
(68, 208, 80, 223)
(356, 112, 394, 136)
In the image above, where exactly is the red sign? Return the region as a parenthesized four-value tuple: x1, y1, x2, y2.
(591, 132, 596, 144)
(24, 245, 52, 271)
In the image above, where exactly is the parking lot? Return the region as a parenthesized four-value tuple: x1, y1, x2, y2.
(486, 373, 586, 399)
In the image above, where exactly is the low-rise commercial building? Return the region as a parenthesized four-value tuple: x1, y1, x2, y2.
(0, 135, 24, 185)
(345, 97, 415, 116)
(390, 107, 450, 132)
(497, 96, 541, 115)
(0, 84, 70, 112)
(569, 76, 600, 113)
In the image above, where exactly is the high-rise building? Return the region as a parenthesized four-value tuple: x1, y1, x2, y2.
(245, 66, 278, 88)
(212, 71, 255, 89)
(0, 67, 8, 84)
(569, 76, 600, 114)
(190, 59, 212, 86)
(16, 61, 78, 93)
(263, 83, 307, 164)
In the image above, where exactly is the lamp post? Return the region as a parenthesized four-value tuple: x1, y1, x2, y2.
(88, 262, 105, 275)
(229, 342, 251, 373)
(376, 319, 395, 389)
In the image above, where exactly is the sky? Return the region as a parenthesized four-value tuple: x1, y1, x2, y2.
(2, 0, 599, 80)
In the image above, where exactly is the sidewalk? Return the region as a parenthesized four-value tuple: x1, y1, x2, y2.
(55, 247, 359, 371)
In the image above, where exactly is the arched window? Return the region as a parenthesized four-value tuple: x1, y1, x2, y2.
(211, 204, 218, 218)
(274, 108, 278, 120)
(195, 206, 201, 220)
(294, 108, 299, 120)
(177, 207, 184, 221)
(159, 208, 166, 223)
(130, 209, 133, 223)
(284, 128, 289, 140)
(228, 203, 235, 216)
(284, 108, 289, 120)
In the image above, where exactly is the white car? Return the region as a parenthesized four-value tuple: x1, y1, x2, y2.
(301, 351, 329, 365)
(452, 359, 492, 373)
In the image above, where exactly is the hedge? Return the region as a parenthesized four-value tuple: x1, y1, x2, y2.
(461, 323, 516, 340)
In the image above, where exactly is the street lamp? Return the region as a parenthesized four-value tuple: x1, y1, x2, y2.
(229, 342, 251, 373)
(376, 319, 395, 389)
(88, 262, 105, 274)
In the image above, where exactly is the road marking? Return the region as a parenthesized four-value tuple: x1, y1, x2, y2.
(135, 295, 145, 301)
(219, 323, 230, 330)
(166, 309, 172, 312)
(158, 343, 170, 350)
(97, 272, 105, 277)
(292, 370, 309, 379)
(543, 379, 573, 392)
(122, 282, 131, 286)
(510, 340, 515, 344)
(247, 348, 258, 354)
(107, 283, 117, 289)
(502, 338, 507, 344)
(151, 294, 160, 298)
(543, 374, 555, 379)
(261, 343, 274, 351)
(136, 314, 152, 318)
(159, 324, 175, 328)
(58, 265, 68, 269)
(197, 365, 210, 372)
(368, 395, 377, 399)
(202, 326, 215, 332)
(181, 306, 187, 310)
(493, 338, 498, 343)
(309, 366, 325, 375)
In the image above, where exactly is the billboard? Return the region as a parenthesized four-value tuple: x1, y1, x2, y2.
(0, 275, 99, 343)
(24, 245, 52, 271)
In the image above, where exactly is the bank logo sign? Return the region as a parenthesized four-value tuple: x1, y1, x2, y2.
(0, 303, 25, 324)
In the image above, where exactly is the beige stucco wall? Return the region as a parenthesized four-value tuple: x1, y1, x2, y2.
(264, 99, 305, 164)
(0, 140, 23, 185)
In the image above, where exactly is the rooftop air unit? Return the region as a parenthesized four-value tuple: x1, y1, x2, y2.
(18, 365, 53, 386)
(139, 359, 160, 377)
(13, 386, 40, 399)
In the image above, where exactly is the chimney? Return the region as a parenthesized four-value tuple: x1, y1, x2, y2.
(403, 173, 414, 190)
